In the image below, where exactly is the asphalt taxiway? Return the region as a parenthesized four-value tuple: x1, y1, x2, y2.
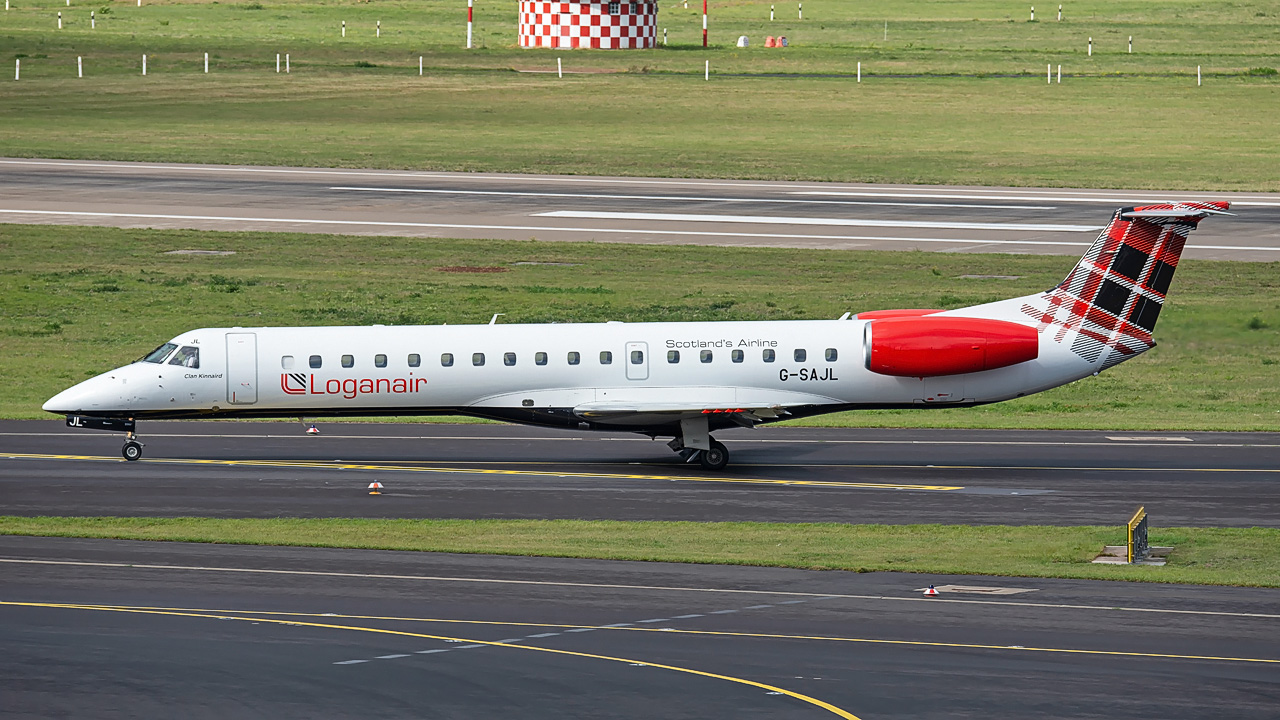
(3, 536, 1278, 719)
(2, 158, 1278, 260)
(2, 420, 1278, 526)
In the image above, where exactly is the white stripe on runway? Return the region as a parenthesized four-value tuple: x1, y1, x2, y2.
(537, 210, 1103, 232)
(329, 185, 1056, 210)
(793, 190, 1280, 208)
(1, 209, 1274, 252)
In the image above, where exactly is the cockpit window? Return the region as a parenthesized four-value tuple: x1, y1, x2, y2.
(140, 343, 177, 364)
(168, 346, 200, 369)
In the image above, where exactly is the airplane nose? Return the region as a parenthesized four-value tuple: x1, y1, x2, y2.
(43, 373, 122, 414)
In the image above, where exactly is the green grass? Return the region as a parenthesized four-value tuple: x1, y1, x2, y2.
(3, 223, 1277, 429)
(4, 516, 1278, 587)
(1, 0, 1277, 187)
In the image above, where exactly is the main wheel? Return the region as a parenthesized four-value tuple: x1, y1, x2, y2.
(122, 441, 143, 461)
(698, 440, 729, 471)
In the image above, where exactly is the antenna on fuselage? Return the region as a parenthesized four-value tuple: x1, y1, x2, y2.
(489, 313, 505, 325)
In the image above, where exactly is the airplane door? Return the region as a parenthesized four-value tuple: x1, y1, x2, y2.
(625, 342, 649, 381)
(226, 332, 258, 405)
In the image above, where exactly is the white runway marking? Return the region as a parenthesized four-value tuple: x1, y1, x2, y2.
(330, 185, 1056, 210)
(536, 210, 1104, 233)
(793, 191, 1280, 208)
(4, 558, 1274, 619)
(3, 208, 1274, 251)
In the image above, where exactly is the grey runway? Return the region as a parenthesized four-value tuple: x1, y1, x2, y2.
(2, 420, 1278, 527)
(2, 537, 1277, 719)
(2, 158, 1277, 260)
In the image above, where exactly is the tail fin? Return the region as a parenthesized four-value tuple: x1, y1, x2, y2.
(1021, 201, 1231, 369)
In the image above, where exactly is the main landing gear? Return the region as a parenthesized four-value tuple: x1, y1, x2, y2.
(668, 416, 729, 471)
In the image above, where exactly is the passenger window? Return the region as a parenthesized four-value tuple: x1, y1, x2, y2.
(667, 350, 680, 364)
(700, 350, 713, 363)
(309, 355, 323, 369)
(825, 348, 838, 362)
(535, 352, 548, 366)
(763, 349, 775, 363)
(731, 349, 744, 363)
(568, 351, 580, 365)
(168, 346, 200, 369)
(408, 353, 421, 368)
(630, 350, 644, 365)
(342, 354, 354, 368)
(473, 353, 485, 367)
(600, 351, 613, 365)
(375, 354, 387, 368)
(504, 352, 517, 367)
(794, 349, 807, 362)
(441, 353, 454, 367)
(281, 355, 294, 370)
(141, 343, 177, 364)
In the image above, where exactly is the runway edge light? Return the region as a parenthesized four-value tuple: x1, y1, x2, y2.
(368, 481, 383, 495)
(924, 585, 939, 597)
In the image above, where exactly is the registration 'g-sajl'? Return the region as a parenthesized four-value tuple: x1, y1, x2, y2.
(46, 203, 1231, 469)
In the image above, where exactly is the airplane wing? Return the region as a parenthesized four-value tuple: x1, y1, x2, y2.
(572, 401, 789, 427)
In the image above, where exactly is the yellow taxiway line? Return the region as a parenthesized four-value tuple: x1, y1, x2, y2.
(2, 600, 862, 719)
(0, 452, 964, 491)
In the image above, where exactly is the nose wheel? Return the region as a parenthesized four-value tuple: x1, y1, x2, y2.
(122, 433, 143, 461)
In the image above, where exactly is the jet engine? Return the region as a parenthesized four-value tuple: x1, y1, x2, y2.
(864, 316, 1039, 377)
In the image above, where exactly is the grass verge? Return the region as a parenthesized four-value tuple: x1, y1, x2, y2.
(3, 516, 1277, 587)
(3, 223, 1277, 429)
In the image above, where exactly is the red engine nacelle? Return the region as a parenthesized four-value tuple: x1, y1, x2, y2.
(864, 316, 1039, 377)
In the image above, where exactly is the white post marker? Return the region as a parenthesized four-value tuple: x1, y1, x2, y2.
(1197, 65, 1201, 86)
(1057, 4, 1061, 21)
(142, 54, 146, 75)
(58, 11, 63, 29)
(1088, 37, 1092, 56)
(557, 57, 562, 78)
(663, 27, 667, 45)
(204, 52, 208, 73)
(1030, 6, 1034, 21)
(705, 59, 709, 81)
(1057, 64, 1061, 83)
(137, 0, 141, 7)
(342, 20, 346, 37)
(78, 56, 82, 77)
(285, 53, 289, 73)
(797, 2, 801, 20)
(1047, 63, 1051, 84)
(467, 0, 473, 49)
(14, 58, 18, 81)
(91, 10, 95, 28)
(883, 20, 887, 41)
(377, 20, 381, 38)
(276, 53, 280, 72)
(769, 4, 773, 21)
(857, 60, 860, 82)
(1129, 36, 1132, 53)
(419, 55, 423, 75)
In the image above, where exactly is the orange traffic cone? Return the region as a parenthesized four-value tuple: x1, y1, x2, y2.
(368, 481, 384, 495)
(923, 584, 939, 597)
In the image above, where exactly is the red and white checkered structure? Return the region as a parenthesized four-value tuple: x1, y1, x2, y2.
(519, 1, 657, 49)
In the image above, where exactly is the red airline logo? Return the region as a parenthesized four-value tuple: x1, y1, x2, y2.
(279, 373, 426, 399)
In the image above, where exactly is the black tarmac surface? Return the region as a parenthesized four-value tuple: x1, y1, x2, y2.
(2, 420, 1278, 527)
(3, 536, 1278, 719)
(2, 158, 1278, 260)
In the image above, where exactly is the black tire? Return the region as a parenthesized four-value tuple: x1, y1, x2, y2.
(122, 441, 142, 462)
(698, 440, 729, 471)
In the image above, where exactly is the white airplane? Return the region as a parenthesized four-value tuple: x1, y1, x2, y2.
(46, 202, 1230, 469)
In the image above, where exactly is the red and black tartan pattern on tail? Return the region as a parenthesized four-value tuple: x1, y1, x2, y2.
(1020, 202, 1225, 367)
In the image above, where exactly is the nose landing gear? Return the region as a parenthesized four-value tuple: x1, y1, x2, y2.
(122, 432, 144, 461)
